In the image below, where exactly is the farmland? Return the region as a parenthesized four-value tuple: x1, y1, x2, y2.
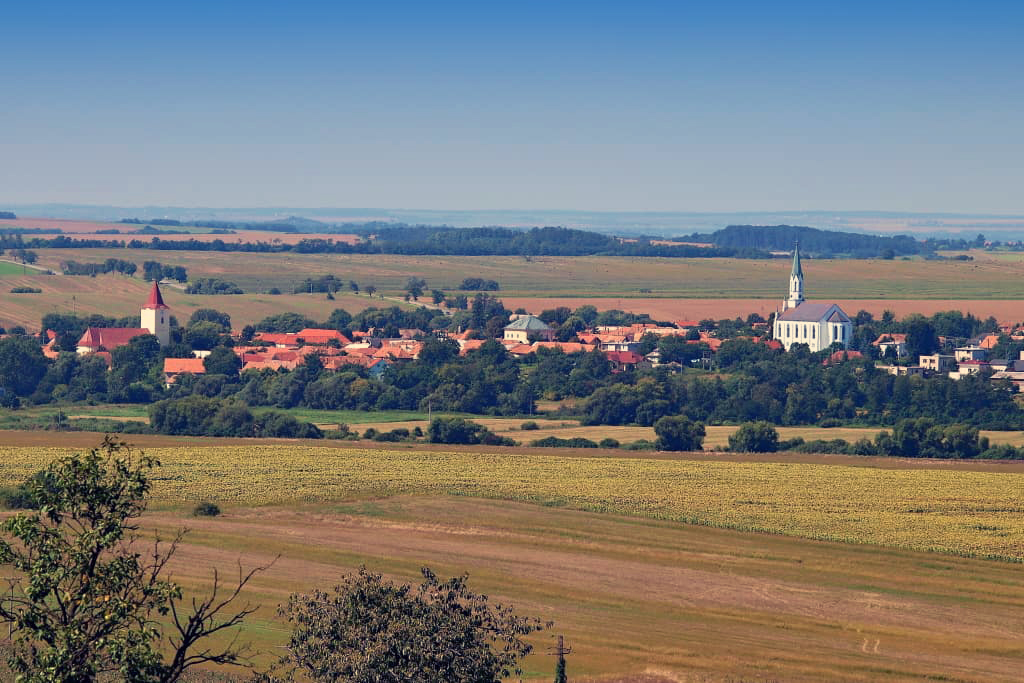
(1, 439, 1023, 681)
(23, 403, 1024, 450)
(0, 272, 399, 330)
(2, 442, 1022, 560)
(20, 248, 1024, 300)
(1, 245, 1024, 332)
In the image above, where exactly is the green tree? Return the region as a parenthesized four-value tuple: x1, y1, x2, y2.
(185, 321, 224, 351)
(187, 308, 231, 331)
(0, 335, 48, 397)
(260, 566, 547, 683)
(653, 415, 705, 451)
(0, 437, 264, 682)
(428, 416, 488, 444)
(203, 346, 243, 376)
(728, 421, 780, 453)
(905, 318, 939, 360)
(405, 277, 427, 301)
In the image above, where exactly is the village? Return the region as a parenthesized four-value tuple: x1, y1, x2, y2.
(25, 244, 1023, 395)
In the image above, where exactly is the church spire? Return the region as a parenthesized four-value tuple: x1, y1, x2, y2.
(786, 241, 804, 310)
(143, 280, 169, 310)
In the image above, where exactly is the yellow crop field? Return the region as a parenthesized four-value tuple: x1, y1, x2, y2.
(3, 445, 1023, 562)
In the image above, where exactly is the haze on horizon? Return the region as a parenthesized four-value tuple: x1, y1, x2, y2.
(2, 1, 1021, 214)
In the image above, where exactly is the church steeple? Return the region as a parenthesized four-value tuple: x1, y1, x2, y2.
(140, 280, 170, 345)
(786, 241, 804, 310)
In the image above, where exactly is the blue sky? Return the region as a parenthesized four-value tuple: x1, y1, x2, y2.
(2, 1, 1022, 212)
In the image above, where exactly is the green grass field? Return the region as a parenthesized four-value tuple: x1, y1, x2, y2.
(0, 260, 35, 275)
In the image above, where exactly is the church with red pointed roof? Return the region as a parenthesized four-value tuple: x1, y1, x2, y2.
(77, 281, 171, 354)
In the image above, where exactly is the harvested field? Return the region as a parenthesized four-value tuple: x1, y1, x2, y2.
(0, 273, 393, 331)
(0, 217, 130, 233)
(20, 249, 1024, 301)
(22, 494, 1024, 681)
(0, 218, 360, 245)
(138, 495, 1024, 681)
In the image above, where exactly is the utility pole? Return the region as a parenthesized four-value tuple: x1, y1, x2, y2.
(4, 578, 18, 640)
(548, 634, 571, 683)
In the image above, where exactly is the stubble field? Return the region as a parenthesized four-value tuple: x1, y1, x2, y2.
(1, 438, 1023, 682)
(5, 247, 1024, 329)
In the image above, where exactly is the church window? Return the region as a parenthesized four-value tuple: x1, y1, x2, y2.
(812, 327, 815, 339)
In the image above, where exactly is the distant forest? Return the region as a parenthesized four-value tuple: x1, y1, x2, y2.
(686, 225, 927, 257)
(0, 221, 994, 259)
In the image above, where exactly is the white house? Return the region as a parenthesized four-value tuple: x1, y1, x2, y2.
(503, 315, 554, 343)
(772, 244, 853, 353)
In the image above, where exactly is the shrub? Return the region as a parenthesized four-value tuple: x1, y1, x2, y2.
(0, 485, 37, 510)
(624, 439, 656, 451)
(520, 421, 539, 431)
(598, 438, 620, 449)
(529, 436, 598, 448)
(193, 501, 221, 517)
(374, 428, 410, 442)
(9, 287, 41, 294)
(653, 415, 705, 451)
(362, 427, 379, 440)
(728, 421, 780, 453)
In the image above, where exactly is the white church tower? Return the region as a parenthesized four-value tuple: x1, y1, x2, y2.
(140, 280, 170, 346)
(785, 241, 805, 310)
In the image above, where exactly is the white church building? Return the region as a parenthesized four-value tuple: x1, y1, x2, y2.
(772, 244, 852, 353)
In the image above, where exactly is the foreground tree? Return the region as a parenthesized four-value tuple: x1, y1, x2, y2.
(259, 566, 549, 683)
(0, 437, 266, 683)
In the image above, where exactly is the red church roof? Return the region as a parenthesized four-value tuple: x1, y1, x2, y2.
(77, 327, 151, 350)
(143, 281, 169, 310)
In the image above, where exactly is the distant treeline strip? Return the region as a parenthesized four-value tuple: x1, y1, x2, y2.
(0, 228, 770, 258)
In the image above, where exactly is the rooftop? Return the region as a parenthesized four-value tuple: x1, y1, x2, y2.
(505, 315, 552, 331)
(776, 302, 850, 323)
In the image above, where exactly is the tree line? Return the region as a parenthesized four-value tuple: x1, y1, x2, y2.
(686, 224, 926, 257)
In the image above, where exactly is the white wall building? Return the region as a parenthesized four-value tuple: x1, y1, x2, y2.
(772, 243, 853, 353)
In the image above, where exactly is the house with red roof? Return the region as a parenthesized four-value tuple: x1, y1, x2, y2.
(604, 350, 647, 372)
(163, 357, 206, 385)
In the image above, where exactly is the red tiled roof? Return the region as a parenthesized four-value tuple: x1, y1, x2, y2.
(142, 281, 169, 310)
(533, 342, 591, 353)
(872, 333, 907, 346)
(295, 328, 351, 344)
(824, 350, 864, 365)
(163, 358, 206, 374)
(604, 351, 644, 364)
(77, 327, 151, 350)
